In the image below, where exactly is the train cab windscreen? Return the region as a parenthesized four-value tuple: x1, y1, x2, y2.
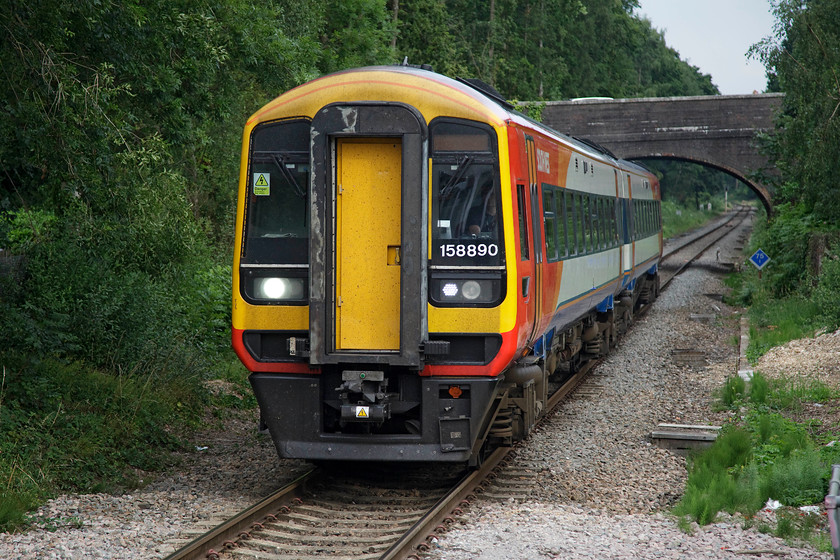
(429, 119, 505, 306)
(240, 119, 311, 304)
(430, 120, 503, 265)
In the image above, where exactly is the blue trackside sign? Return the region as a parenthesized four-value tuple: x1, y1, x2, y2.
(749, 248, 771, 270)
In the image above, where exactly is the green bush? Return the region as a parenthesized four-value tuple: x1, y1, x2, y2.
(0, 355, 205, 532)
(674, 427, 752, 523)
(760, 448, 827, 506)
(718, 375, 746, 408)
(0, 209, 57, 253)
(748, 204, 814, 298)
(675, 467, 742, 525)
(0, 492, 37, 534)
(749, 371, 769, 405)
(812, 254, 840, 330)
(674, 411, 838, 527)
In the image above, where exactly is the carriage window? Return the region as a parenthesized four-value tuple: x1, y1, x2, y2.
(517, 184, 529, 261)
(574, 193, 585, 255)
(543, 187, 557, 262)
(599, 198, 608, 249)
(558, 190, 569, 258)
(592, 197, 602, 250)
(581, 195, 592, 253)
(632, 200, 639, 239)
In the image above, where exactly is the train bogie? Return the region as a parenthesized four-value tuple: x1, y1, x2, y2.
(232, 65, 661, 464)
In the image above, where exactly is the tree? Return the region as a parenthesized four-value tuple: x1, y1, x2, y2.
(750, 0, 840, 224)
(0, 0, 332, 371)
(319, 0, 394, 73)
(393, 0, 716, 100)
(392, 0, 467, 75)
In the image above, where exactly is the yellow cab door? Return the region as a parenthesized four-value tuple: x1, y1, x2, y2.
(335, 138, 402, 351)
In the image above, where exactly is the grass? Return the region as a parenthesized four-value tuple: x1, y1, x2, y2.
(661, 198, 727, 240)
(717, 375, 746, 409)
(674, 371, 840, 551)
(688, 206, 840, 551)
(744, 295, 821, 364)
(723, 249, 822, 365)
(0, 353, 251, 533)
(673, 427, 753, 524)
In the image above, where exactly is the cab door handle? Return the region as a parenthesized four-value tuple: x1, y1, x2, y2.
(387, 245, 401, 266)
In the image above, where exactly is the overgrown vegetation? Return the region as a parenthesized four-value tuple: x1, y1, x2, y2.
(725, 204, 840, 363)
(674, 371, 839, 551)
(660, 199, 719, 239)
(724, 0, 840, 359)
(395, 0, 718, 99)
(672, 2, 840, 550)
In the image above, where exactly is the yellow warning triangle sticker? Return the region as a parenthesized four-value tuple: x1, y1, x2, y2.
(356, 407, 368, 418)
(254, 174, 269, 187)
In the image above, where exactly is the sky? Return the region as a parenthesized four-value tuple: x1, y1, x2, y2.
(637, 0, 778, 95)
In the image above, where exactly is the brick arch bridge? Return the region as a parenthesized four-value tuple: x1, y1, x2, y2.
(540, 93, 784, 215)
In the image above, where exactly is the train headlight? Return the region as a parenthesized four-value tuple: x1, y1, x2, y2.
(461, 280, 481, 300)
(254, 277, 305, 300)
(430, 273, 504, 307)
(242, 268, 308, 304)
(442, 283, 459, 297)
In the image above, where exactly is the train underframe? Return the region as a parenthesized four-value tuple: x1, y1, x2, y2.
(494, 269, 660, 445)
(251, 270, 660, 465)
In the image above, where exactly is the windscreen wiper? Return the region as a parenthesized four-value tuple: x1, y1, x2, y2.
(440, 155, 472, 197)
(272, 154, 306, 199)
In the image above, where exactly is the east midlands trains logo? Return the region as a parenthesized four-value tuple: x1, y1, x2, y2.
(537, 148, 550, 174)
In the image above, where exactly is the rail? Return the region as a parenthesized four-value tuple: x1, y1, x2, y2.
(658, 206, 751, 291)
(380, 447, 510, 560)
(162, 469, 316, 560)
(661, 206, 746, 260)
(828, 463, 840, 560)
(383, 211, 747, 559)
(382, 358, 595, 559)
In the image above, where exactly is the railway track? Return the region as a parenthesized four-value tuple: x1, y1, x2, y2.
(659, 205, 753, 289)
(163, 207, 752, 560)
(163, 359, 593, 560)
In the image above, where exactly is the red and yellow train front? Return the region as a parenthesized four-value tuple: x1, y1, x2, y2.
(231, 67, 523, 462)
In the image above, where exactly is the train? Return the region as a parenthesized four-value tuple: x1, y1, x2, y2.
(231, 64, 662, 465)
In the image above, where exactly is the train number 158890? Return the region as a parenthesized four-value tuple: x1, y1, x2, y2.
(439, 243, 499, 258)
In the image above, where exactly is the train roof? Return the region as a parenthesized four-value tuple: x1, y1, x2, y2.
(247, 64, 509, 129)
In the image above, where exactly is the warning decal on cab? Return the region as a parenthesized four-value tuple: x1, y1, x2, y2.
(253, 173, 270, 196)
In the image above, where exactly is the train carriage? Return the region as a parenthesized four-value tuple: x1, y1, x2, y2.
(232, 65, 661, 464)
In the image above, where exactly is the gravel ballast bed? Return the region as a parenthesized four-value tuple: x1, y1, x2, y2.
(423, 218, 832, 560)
(1, 216, 833, 559)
